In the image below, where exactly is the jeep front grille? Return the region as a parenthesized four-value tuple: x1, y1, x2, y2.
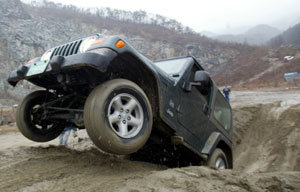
(51, 39, 83, 58)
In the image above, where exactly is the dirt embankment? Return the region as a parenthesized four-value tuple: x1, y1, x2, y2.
(233, 103, 300, 173)
(0, 90, 300, 192)
(231, 90, 300, 175)
(0, 142, 299, 192)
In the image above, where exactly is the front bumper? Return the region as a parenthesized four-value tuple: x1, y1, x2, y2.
(7, 48, 117, 86)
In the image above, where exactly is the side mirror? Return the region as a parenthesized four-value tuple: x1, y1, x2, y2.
(185, 70, 210, 92)
(194, 71, 210, 85)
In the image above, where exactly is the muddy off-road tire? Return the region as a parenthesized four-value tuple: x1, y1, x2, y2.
(16, 91, 64, 142)
(207, 148, 228, 169)
(84, 79, 153, 155)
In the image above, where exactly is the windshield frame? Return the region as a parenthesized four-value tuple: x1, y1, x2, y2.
(153, 57, 194, 84)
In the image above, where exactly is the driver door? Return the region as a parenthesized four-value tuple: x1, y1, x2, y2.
(178, 64, 211, 141)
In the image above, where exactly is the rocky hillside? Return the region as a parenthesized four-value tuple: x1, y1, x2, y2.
(0, 0, 254, 98)
(1, 0, 297, 102)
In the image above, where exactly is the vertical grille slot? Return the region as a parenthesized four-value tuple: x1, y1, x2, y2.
(54, 46, 61, 56)
(58, 45, 65, 56)
(62, 44, 70, 56)
(74, 40, 82, 54)
(51, 48, 58, 58)
(66, 43, 73, 56)
(70, 41, 78, 55)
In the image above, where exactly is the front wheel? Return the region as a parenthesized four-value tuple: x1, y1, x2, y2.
(84, 79, 153, 155)
(16, 91, 64, 142)
(207, 148, 228, 169)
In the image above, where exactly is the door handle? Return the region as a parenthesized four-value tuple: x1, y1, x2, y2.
(203, 104, 210, 115)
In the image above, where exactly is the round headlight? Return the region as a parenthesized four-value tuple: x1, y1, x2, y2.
(79, 36, 98, 53)
(41, 49, 53, 61)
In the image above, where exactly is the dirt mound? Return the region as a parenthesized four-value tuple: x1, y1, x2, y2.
(117, 167, 300, 192)
(233, 102, 300, 173)
(1, 90, 300, 191)
(0, 146, 163, 192)
(0, 145, 299, 192)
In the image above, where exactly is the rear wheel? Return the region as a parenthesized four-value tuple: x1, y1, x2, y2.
(84, 79, 153, 155)
(207, 148, 228, 169)
(16, 91, 64, 142)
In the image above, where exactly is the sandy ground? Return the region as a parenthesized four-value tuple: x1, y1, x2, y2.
(1, 89, 300, 192)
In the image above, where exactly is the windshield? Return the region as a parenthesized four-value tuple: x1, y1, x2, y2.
(154, 58, 191, 77)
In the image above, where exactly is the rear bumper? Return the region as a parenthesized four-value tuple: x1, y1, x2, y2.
(7, 48, 117, 86)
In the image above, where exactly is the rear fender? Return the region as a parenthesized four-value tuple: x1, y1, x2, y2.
(201, 131, 233, 168)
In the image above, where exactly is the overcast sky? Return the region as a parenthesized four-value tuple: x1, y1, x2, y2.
(24, 0, 300, 34)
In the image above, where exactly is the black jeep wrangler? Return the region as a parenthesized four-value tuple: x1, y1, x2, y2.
(8, 34, 232, 168)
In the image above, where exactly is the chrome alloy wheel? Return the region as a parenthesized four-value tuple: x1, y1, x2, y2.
(216, 157, 226, 169)
(107, 93, 144, 138)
